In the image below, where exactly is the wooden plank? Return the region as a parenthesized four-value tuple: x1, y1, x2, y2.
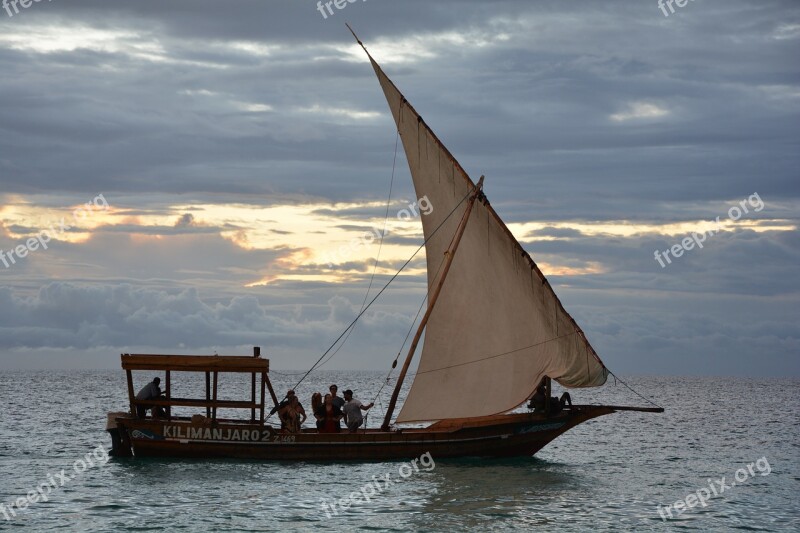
(121, 354, 269, 373)
(545, 376, 551, 414)
(264, 373, 279, 411)
(125, 369, 136, 416)
(205, 371, 211, 418)
(259, 372, 266, 423)
(603, 405, 665, 413)
(250, 372, 256, 423)
(212, 371, 218, 420)
(165, 370, 171, 420)
(134, 398, 260, 409)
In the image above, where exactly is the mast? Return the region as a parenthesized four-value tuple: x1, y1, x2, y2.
(382, 176, 485, 430)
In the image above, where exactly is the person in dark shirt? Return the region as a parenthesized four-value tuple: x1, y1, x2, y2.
(329, 385, 345, 409)
(317, 393, 343, 433)
(135, 377, 163, 418)
(328, 385, 345, 429)
(528, 377, 572, 414)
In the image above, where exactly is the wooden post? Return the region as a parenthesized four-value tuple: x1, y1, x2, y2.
(251, 347, 258, 423)
(251, 372, 256, 423)
(212, 371, 218, 420)
(259, 372, 267, 423)
(264, 374, 280, 411)
(125, 369, 136, 416)
(205, 371, 211, 418)
(381, 177, 485, 430)
(165, 370, 171, 420)
(545, 377, 551, 416)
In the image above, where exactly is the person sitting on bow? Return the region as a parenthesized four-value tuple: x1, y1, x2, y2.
(528, 376, 571, 415)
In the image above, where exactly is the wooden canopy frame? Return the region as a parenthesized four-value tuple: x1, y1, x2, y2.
(121, 348, 279, 424)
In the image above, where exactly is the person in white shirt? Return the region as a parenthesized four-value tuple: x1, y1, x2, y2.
(342, 389, 374, 433)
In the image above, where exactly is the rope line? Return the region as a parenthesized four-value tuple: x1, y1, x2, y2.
(316, 129, 400, 370)
(414, 332, 580, 375)
(607, 370, 664, 409)
(282, 185, 476, 401)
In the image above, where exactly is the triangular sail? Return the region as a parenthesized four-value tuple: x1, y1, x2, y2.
(362, 47, 608, 423)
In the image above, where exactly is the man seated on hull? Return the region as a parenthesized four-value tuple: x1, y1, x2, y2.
(135, 377, 165, 418)
(528, 377, 572, 415)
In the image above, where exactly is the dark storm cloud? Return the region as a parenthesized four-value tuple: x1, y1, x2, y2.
(1, 0, 796, 213)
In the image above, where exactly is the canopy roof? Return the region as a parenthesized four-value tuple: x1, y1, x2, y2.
(121, 353, 269, 373)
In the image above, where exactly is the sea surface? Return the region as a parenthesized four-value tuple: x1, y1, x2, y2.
(0, 372, 797, 532)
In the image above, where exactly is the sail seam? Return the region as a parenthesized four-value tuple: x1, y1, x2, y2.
(415, 332, 579, 376)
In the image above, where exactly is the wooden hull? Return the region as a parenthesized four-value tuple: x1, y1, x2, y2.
(109, 406, 615, 461)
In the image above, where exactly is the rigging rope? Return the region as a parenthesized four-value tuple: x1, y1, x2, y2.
(275, 184, 476, 409)
(365, 199, 466, 426)
(316, 129, 400, 370)
(367, 246, 447, 411)
(606, 370, 664, 409)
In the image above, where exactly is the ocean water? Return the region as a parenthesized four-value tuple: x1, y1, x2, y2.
(0, 371, 797, 532)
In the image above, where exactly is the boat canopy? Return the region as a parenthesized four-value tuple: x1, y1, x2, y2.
(121, 349, 277, 423)
(121, 353, 270, 373)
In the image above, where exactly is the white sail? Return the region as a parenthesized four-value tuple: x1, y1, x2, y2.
(363, 51, 609, 423)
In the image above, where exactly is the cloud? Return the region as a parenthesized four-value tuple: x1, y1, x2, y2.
(0, 0, 798, 376)
(610, 102, 670, 122)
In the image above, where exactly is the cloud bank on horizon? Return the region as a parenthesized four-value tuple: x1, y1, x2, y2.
(0, 0, 798, 376)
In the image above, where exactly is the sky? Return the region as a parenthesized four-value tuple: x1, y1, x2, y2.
(0, 0, 798, 377)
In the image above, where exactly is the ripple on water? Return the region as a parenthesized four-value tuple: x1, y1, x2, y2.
(0, 373, 798, 532)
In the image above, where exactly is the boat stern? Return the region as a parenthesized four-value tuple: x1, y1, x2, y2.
(106, 411, 134, 457)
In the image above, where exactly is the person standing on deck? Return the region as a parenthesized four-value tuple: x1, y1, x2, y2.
(311, 392, 324, 430)
(329, 385, 345, 409)
(317, 393, 343, 433)
(342, 390, 373, 433)
(279, 395, 307, 433)
(329, 385, 345, 429)
(270, 389, 306, 428)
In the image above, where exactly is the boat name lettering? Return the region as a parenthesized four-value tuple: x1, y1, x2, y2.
(162, 426, 272, 442)
(517, 422, 565, 434)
